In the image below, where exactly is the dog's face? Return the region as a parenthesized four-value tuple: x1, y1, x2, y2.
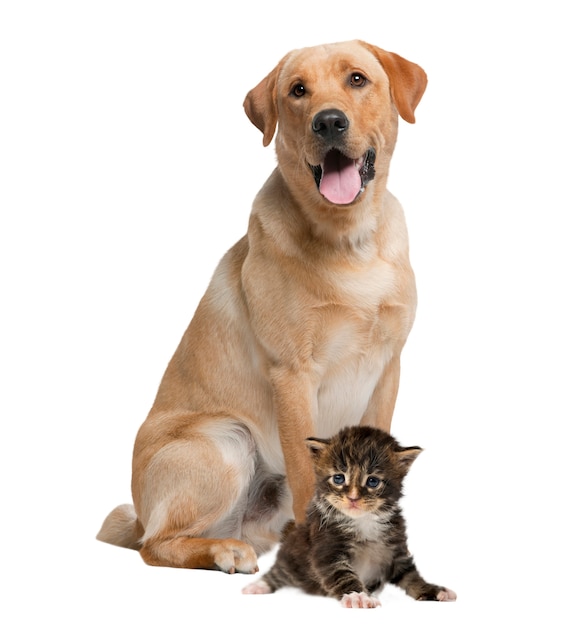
(244, 40, 427, 209)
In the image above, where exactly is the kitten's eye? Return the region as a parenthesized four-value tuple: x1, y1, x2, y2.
(366, 476, 380, 488)
(332, 474, 345, 485)
(290, 83, 306, 98)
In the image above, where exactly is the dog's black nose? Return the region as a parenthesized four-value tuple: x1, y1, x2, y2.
(312, 109, 349, 142)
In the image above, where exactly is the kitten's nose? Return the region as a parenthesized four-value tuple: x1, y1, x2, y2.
(347, 488, 360, 501)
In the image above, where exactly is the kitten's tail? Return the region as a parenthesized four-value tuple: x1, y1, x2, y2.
(96, 503, 143, 550)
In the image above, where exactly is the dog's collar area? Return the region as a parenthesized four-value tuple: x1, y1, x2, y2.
(310, 148, 376, 205)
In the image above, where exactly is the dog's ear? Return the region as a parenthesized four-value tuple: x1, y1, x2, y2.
(243, 62, 282, 147)
(360, 42, 428, 124)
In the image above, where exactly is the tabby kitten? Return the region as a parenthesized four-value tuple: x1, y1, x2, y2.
(242, 425, 456, 608)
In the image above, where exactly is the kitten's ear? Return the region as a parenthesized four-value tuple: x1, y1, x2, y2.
(396, 446, 423, 473)
(305, 437, 329, 459)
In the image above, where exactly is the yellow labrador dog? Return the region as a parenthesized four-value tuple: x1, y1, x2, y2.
(97, 40, 427, 574)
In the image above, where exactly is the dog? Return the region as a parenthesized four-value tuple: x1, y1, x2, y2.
(97, 40, 427, 574)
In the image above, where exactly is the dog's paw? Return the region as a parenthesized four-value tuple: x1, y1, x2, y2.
(242, 579, 272, 595)
(340, 592, 381, 609)
(210, 540, 259, 574)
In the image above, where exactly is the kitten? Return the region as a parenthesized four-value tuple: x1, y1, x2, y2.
(242, 425, 456, 608)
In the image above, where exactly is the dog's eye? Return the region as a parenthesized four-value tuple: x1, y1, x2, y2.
(290, 83, 306, 98)
(350, 73, 367, 88)
(332, 474, 345, 485)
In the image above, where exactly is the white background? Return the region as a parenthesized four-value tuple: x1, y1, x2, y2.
(1, 1, 583, 624)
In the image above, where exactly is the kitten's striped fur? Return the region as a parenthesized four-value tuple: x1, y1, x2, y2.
(242, 426, 456, 608)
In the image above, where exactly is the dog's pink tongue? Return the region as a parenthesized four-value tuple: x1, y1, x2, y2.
(319, 152, 361, 205)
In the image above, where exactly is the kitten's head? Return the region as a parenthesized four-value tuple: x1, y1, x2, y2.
(306, 426, 421, 519)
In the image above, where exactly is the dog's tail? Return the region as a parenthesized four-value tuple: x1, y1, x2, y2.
(96, 503, 143, 550)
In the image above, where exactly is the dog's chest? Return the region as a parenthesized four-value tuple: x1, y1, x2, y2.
(312, 325, 389, 437)
(242, 239, 414, 436)
(325, 256, 398, 307)
(311, 258, 405, 359)
(309, 263, 408, 436)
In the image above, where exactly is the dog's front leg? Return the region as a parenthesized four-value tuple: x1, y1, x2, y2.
(361, 354, 401, 433)
(271, 368, 317, 523)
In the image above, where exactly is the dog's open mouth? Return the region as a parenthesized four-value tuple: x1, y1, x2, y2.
(310, 148, 376, 205)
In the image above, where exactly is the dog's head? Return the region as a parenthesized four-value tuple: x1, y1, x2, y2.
(244, 40, 427, 208)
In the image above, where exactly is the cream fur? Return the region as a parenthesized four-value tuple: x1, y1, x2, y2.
(97, 40, 427, 573)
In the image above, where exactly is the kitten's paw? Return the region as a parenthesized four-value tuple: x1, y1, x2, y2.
(340, 592, 381, 609)
(210, 540, 259, 574)
(436, 588, 457, 602)
(417, 586, 457, 602)
(242, 579, 272, 595)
